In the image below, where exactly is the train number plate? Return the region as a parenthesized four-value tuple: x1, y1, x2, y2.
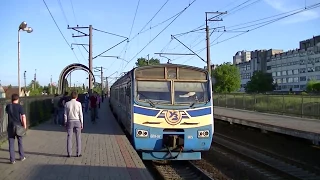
(150, 134, 161, 139)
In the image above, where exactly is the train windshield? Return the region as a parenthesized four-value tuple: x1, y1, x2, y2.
(136, 81, 171, 105)
(174, 82, 208, 105)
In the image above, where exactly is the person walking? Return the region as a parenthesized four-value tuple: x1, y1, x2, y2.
(64, 91, 83, 157)
(5, 93, 27, 164)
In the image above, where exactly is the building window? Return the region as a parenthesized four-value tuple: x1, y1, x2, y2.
(293, 69, 299, 74)
(299, 68, 306, 73)
(277, 71, 281, 76)
(267, 66, 271, 70)
(288, 77, 293, 83)
(276, 79, 282, 84)
(282, 78, 287, 83)
(293, 77, 299, 82)
(282, 71, 287, 76)
(293, 85, 299, 88)
(272, 72, 276, 77)
(300, 76, 306, 81)
(287, 70, 293, 75)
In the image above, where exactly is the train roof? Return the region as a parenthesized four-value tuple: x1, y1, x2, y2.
(133, 63, 207, 73)
(110, 64, 208, 88)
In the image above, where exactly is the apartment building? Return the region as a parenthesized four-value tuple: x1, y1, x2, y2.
(266, 35, 320, 91)
(234, 49, 283, 91)
(233, 50, 251, 64)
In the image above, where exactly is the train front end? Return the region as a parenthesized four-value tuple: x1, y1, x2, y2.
(132, 65, 213, 160)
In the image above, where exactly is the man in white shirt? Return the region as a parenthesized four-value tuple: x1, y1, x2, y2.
(64, 91, 83, 157)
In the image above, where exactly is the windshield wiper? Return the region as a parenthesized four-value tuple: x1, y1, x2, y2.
(137, 93, 155, 108)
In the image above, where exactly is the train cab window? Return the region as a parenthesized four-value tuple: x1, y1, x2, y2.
(178, 68, 206, 80)
(136, 81, 171, 105)
(167, 67, 177, 79)
(174, 82, 208, 104)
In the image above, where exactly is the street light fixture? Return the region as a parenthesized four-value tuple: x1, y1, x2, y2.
(18, 21, 33, 97)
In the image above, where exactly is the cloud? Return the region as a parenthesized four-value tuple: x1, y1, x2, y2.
(264, 0, 319, 24)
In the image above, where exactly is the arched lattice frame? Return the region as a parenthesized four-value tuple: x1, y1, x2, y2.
(58, 63, 95, 94)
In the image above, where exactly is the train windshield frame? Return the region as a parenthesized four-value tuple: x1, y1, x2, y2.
(134, 66, 211, 107)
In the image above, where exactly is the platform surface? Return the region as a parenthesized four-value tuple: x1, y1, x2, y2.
(214, 107, 320, 143)
(0, 100, 153, 180)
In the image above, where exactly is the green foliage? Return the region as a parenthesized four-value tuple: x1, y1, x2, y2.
(245, 71, 275, 93)
(212, 62, 241, 93)
(306, 79, 320, 92)
(135, 57, 160, 67)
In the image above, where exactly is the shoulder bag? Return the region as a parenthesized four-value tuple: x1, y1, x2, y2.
(9, 104, 27, 137)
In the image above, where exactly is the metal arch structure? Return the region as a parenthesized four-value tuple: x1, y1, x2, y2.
(58, 63, 96, 94)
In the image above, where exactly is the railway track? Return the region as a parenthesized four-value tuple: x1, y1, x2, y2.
(214, 133, 320, 180)
(148, 160, 213, 180)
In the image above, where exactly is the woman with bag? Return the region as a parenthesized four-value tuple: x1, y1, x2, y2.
(5, 93, 27, 164)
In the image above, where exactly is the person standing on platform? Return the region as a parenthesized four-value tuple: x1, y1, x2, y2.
(89, 92, 98, 123)
(5, 93, 27, 164)
(64, 91, 83, 157)
(58, 92, 70, 126)
(84, 93, 89, 113)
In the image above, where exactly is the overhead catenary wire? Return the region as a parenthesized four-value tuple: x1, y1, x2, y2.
(56, 0, 86, 62)
(196, 2, 320, 52)
(43, 0, 80, 63)
(120, 0, 171, 64)
(122, 0, 198, 71)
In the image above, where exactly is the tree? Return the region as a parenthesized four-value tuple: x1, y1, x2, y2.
(245, 71, 275, 93)
(212, 62, 241, 93)
(135, 57, 160, 67)
(306, 79, 320, 92)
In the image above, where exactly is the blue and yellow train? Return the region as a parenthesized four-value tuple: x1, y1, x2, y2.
(109, 64, 214, 160)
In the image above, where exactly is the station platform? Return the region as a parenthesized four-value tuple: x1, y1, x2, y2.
(214, 106, 320, 145)
(0, 101, 153, 180)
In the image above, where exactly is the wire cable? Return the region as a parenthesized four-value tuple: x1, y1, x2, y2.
(43, 0, 80, 62)
(122, 0, 197, 71)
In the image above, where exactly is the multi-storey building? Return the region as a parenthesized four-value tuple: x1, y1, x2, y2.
(266, 35, 320, 91)
(233, 50, 251, 64)
(234, 49, 283, 91)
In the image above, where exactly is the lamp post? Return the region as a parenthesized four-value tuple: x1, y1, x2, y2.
(18, 21, 33, 97)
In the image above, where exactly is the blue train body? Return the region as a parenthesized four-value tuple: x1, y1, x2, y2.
(110, 64, 214, 160)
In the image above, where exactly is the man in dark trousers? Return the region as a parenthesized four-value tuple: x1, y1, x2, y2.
(89, 92, 98, 123)
(5, 93, 27, 164)
(64, 91, 83, 157)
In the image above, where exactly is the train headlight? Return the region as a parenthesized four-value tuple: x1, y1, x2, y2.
(197, 130, 210, 138)
(136, 129, 149, 138)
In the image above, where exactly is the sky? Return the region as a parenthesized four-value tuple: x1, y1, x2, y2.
(0, 0, 319, 87)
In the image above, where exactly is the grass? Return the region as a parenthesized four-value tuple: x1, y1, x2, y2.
(213, 94, 320, 119)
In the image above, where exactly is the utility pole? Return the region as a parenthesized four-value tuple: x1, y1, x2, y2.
(33, 69, 36, 90)
(50, 75, 52, 95)
(147, 54, 150, 65)
(89, 25, 93, 91)
(205, 11, 227, 75)
(68, 25, 127, 94)
(24, 71, 26, 93)
(105, 77, 109, 97)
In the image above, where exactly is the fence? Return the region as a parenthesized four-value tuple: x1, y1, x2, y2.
(0, 96, 54, 142)
(213, 93, 320, 119)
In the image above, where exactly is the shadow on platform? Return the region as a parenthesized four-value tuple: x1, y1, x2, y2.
(18, 164, 150, 180)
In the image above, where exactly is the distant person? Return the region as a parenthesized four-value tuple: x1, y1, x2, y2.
(5, 93, 27, 164)
(64, 91, 83, 157)
(58, 92, 70, 126)
(89, 92, 98, 123)
(84, 93, 89, 113)
(53, 94, 60, 124)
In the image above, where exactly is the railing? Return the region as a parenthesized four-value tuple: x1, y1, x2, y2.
(213, 93, 320, 119)
(0, 96, 54, 142)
